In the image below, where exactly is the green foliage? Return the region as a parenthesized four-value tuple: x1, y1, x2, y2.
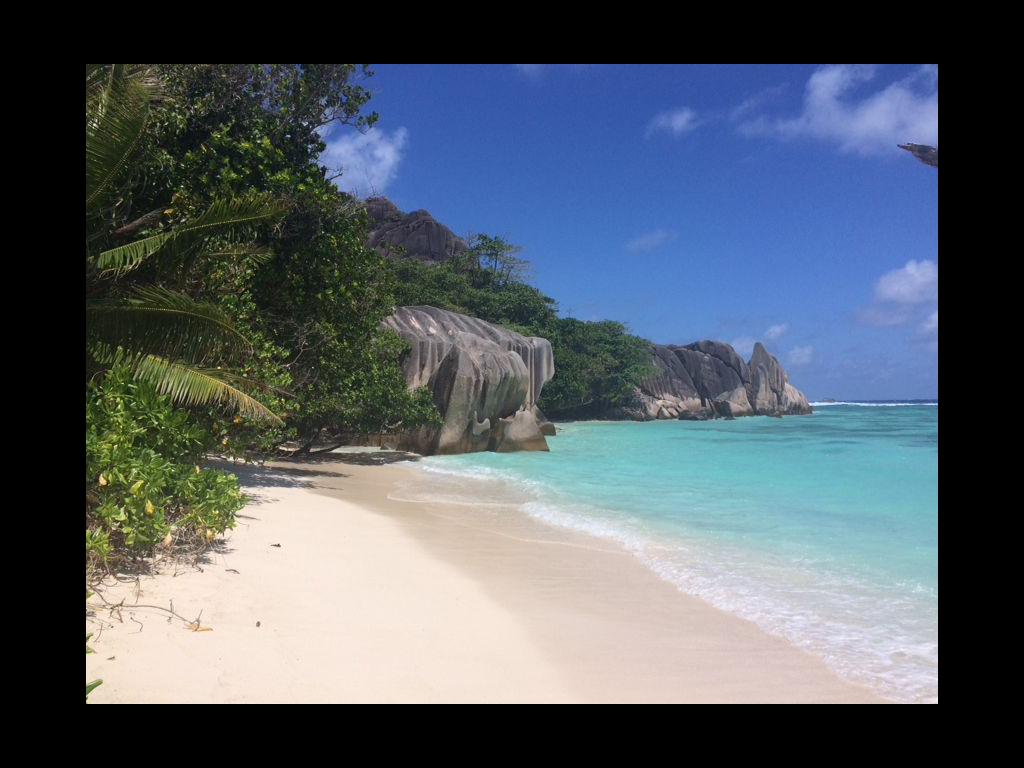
(86, 679, 103, 701)
(86, 65, 284, 424)
(86, 634, 102, 701)
(94, 193, 283, 277)
(538, 320, 653, 418)
(388, 239, 652, 419)
(327, 331, 443, 437)
(130, 64, 433, 449)
(86, 64, 160, 216)
(390, 254, 559, 333)
(456, 234, 533, 288)
(86, 366, 246, 570)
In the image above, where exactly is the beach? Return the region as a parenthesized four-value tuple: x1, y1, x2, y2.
(85, 451, 887, 704)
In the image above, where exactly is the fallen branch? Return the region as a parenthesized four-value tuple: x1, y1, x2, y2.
(88, 585, 207, 630)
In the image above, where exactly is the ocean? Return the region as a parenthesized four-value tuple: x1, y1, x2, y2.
(394, 402, 938, 703)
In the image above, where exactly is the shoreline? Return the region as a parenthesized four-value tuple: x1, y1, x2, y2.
(86, 451, 887, 703)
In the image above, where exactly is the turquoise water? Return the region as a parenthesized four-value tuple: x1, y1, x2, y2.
(405, 403, 938, 703)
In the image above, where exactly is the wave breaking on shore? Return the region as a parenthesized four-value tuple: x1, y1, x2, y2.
(392, 448, 937, 704)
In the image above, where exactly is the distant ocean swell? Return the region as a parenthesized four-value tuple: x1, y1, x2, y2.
(810, 401, 938, 407)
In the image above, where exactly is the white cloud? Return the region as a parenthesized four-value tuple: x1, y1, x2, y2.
(922, 310, 938, 334)
(737, 64, 937, 155)
(787, 345, 815, 366)
(730, 84, 788, 122)
(646, 107, 699, 138)
(857, 305, 912, 327)
(321, 126, 409, 196)
(627, 229, 677, 252)
(731, 337, 756, 358)
(764, 323, 789, 340)
(874, 260, 938, 304)
(515, 64, 544, 77)
(857, 261, 937, 333)
(515, 64, 598, 77)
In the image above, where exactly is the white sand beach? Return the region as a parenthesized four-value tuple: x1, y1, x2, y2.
(85, 451, 887, 703)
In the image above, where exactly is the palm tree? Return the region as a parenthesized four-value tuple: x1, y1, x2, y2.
(86, 65, 284, 423)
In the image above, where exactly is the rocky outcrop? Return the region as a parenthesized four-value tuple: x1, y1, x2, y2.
(365, 197, 468, 264)
(381, 306, 555, 455)
(615, 340, 810, 421)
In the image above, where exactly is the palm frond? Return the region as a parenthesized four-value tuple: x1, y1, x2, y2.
(93, 231, 173, 275)
(132, 355, 284, 425)
(86, 65, 164, 120)
(201, 368, 296, 400)
(87, 286, 250, 364)
(169, 195, 285, 251)
(204, 244, 275, 264)
(94, 195, 283, 275)
(86, 66, 158, 214)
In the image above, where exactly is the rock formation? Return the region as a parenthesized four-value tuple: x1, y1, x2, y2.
(382, 306, 555, 455)
(608, 340, 811, 420)
(365, 197, 468, 264)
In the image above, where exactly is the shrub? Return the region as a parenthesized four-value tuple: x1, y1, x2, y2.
(86, 365, 246, 571)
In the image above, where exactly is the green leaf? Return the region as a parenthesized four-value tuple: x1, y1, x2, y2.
(86, 679, 103, 700)
(95, 195, 284, 275)
(88, 286, 251, 365)
(86, 66, 157, 214)
(131, 355, 284, 425)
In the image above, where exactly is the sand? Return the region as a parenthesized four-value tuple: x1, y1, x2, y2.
(85, 451, 887, 703)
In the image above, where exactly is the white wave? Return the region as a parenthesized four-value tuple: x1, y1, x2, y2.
(398, 455, 938, 703)
(810, 401, 938, 407)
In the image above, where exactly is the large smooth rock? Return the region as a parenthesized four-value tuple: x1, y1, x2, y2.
(365, 197, 468, 264)
(382, 306, 555, 455)
(493, 409, 550, 452)
(675, 342, 754, 417)
(530, 404, 557, 436)
(618, 339, 810, 421)
(747, 342, 812, 415)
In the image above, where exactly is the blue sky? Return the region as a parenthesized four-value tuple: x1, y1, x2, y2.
(321, 64, 938, 400)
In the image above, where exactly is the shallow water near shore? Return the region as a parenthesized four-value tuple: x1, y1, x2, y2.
(391, 403, 938, 703)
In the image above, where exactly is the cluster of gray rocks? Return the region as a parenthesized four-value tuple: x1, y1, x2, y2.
(609, 340, 811, 421)
(380, 306, 810, 456)
(362, 197, 810, 456)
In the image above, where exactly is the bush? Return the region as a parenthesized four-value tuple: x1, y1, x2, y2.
(86, 366, 246, 571)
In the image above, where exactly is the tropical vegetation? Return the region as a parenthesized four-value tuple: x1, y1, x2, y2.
(86, 63, 652, 572)
(85, 64, 436, 572)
